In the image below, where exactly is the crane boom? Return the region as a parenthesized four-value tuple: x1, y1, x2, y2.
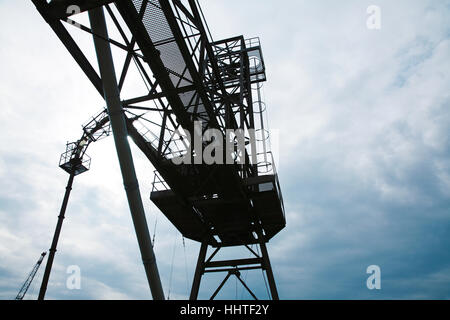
(15, 252, 47, 300)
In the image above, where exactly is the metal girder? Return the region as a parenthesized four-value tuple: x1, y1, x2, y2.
(205, 257, 263, 269)
(122, 85, 196, 105)
(32, 0, 104, 97)
(209, 268, 258, 300)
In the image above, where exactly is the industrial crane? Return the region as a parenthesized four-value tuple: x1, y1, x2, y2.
(15, 252, 47, 300)
(32, 0, 285, 300)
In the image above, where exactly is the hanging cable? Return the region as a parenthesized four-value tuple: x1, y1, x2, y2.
(167, 230, 177, 300)
(182, 235, 190, 297)
(132, 55, 151, 92)
(152, 211, 158, 248)
(240, 244, 253, 299)
(235, 271, 238, 299)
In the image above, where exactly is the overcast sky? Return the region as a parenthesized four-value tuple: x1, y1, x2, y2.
(0, 0, 449, 300)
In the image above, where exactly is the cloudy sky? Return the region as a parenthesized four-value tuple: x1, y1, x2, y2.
(1, 0, 449, 300)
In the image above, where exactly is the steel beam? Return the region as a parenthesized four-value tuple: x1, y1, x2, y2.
(236, 271, 258, 300)
(204, 266, 261, 273)
(32, 0, 104, 97)
(205, 257, 263, 269)
(88, 6, 164, 300)
(209, 272, 231, 300)
(257, 230, 279, 300)
(189, 240, 208, 300)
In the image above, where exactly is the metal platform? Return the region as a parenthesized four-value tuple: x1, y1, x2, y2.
(151, 173, 285, 247)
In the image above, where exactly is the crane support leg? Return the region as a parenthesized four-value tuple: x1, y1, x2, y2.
(88, 7, 164, 300)
(257, 232, 280, 300)
(189, 236, 280, 300)
(190, 240, 208, 300)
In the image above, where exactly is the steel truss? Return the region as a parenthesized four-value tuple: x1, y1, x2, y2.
(190, 226, 279, 300)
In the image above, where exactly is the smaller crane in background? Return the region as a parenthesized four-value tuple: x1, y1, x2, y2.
(15, 252, 46, 300)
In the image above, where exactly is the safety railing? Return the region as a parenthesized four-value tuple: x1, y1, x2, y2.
(151, 170, 170, 192)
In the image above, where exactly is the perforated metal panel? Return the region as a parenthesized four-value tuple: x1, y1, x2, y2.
(132, 0, 192, 86)
(130, 0, 214, 127)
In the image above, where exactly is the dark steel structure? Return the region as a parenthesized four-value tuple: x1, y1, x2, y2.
(33, 0, 285, 300)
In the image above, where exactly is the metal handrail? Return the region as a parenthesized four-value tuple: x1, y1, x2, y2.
(151, 170, 170, 192)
